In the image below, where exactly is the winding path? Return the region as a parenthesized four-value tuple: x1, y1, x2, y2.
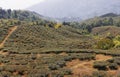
(0, 26, 17, 48)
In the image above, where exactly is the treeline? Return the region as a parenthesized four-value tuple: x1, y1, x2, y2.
(63, 16, 120, 33)
(0, 7, 40, 21)
(0, 19, 62, 29)
(0, 8, 62, 29)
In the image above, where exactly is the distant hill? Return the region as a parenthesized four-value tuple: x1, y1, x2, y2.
(63, 13, 120, 36)
(28, 0, 120, 19)
(56, 17, 82, 22)
(100, 13, 119, 17)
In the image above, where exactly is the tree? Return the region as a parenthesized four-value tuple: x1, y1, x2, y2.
(7, 9, 12, 18)
(54, 23, 62, 29)
(97, 38, 114, 50)
(0, 8, 3, 18)
(13, 10, 18, 18)
(113, 35, 120, 48)
(108, 17, 113, 25)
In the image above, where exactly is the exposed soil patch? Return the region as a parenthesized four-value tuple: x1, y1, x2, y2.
(95, 54, 112, 61)
(59, 52, 68, 56)
(0, 51, 9, 56)
(66, 54, 113, 77)
(0, 63, 4, 66)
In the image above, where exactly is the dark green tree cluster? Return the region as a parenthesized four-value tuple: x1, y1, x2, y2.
(0, 7, 40, 21)
(63, 16, 120, 33)
(0, 8, 61, 28)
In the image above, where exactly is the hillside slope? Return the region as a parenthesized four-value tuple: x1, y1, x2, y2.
(91, 26, 120, 37)
(3, 25, 94, 53)
(0, 26, 17, 48)
(66, 13, 120, 33)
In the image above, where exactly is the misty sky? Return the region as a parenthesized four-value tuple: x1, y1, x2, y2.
(0, 0, 45, 9)
(1, 0, 120, 19)
(28, 0, 120, 18)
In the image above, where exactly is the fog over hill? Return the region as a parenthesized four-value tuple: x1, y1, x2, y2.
(28, 0, 120, 19)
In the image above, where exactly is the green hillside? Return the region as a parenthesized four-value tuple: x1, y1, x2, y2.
(1, 11, 120, 77)
(3, 25, 94, 53)
(0, 13, 120, 53)
(65, 14, 120, 33)
(0, 8, 44, 21)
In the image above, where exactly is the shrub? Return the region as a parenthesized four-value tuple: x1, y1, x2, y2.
(54, 23, 62, 29)
(107, 59, 114, 63)
(48, 64, 60, 70)
(51, 71, 64, 77)
(96, 38, 114, 50)
(0, 66, 5, 72)
(109, 63, 118, 70)
(56, 61, 66, 68)
(113, 35, 120, 48)
(92, 71, 107, 77)
(0, 71, 11, 77)
(64, 56, 74, 61)
(114, 59, 120, 65)
(61, 68, 72, 75)
(93, 61, 109, 70)
(4, 66, 16, 73)
(29, 74, 49, 77)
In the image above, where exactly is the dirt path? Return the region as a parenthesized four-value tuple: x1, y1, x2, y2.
(95, 54, 112, 61)
(0, 26, 17, 48)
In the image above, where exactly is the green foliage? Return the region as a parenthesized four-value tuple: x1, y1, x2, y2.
(109, 63, 118, 70)
(93, 61, 109, 70)
(92, 71, 108, 77)
(51, 71, 64, 77)
(3, 24, 91, 53)
(48, 64, 60, 70)
(113, 57, 120, 65)
(64, 16, 120, 34)
(113, 35, 120, 48)
(96, 38, 114, 50)
(0, 8, 40, 21)
(54, 23, 62, 29)
(1, 49, 120, 77)
(59, 68, 72, 75)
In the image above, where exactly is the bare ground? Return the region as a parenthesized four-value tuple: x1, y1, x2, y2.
(66, 54, 113, 77)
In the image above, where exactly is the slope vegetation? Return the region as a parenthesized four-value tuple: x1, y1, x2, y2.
(92, 26, 120, 37)
(4, 25, 93, 53)
(0, 26, 17, 48)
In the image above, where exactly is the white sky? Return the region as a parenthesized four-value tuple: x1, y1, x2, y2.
(0, 0, 45, 10)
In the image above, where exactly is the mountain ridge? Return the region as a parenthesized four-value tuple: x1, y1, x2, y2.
(28, 0, 120, 19)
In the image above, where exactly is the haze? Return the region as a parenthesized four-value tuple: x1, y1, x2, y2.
(28, 0, 120, 19)
(0, 0, 45, 9)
